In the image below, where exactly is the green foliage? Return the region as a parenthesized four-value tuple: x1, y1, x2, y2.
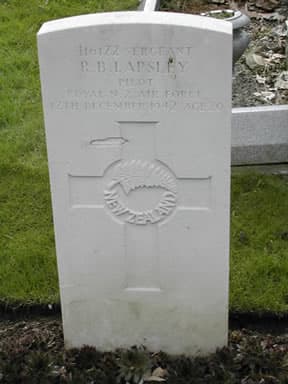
(117, 346, 151, 384)
(0, 0, 137, 304)
(0, 163, 57, 304)
(230, 171, 288, 313)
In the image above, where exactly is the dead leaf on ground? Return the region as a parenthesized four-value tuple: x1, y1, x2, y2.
(244, 9, 285, 21)
(272, 24, 287, 37)
(256, 74, 266, 84)
(253, 91, 275, 102)
(255, 0, 280, 11)
(246, 52, 268, 69)
(144, 377, 166, 382)
(210, 0, 226, 4)
(259, 12, 286, 21)
(275, 72, 288, 89)
(144, 367, 168, 382)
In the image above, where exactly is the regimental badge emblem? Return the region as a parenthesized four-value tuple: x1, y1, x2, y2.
(104, 160, 178, 225)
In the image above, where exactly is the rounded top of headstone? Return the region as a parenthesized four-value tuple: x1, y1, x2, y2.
(38, 11, 232, 36)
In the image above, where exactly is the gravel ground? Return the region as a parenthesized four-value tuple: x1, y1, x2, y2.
(1, 318, 288, 383)
(160, 0, 288, 107)
(232, 18, 287, 107)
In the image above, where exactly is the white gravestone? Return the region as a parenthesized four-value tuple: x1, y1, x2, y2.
(38, 12, 232, 355)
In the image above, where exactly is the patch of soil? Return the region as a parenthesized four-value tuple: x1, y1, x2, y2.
(160, 0, 288, 107)
(1, 318, 288, 383)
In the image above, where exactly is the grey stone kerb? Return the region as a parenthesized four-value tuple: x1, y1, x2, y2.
(231, 105, 288, 165)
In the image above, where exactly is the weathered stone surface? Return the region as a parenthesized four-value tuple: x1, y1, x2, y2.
(38, 11, 232, 355)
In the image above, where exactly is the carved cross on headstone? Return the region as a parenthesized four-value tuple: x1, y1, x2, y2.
(70, 121, 211, 291)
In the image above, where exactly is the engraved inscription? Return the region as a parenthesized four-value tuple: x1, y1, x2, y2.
(80, 59, 188, 74)
(47, 43, 226, 113)
(79, 45, 192, 75)
(79, 45, 194, 57)
(104, 160, 177, 225)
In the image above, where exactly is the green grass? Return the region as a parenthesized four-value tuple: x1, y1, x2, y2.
(1, 0, 288, 313)
(230, 171, 288, 313)
(0, 0, 138, 304)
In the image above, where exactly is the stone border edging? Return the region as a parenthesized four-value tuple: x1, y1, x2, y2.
(232, 105, 288, 165)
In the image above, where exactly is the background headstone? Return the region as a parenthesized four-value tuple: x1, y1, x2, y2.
(38, 11, 232, 355)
